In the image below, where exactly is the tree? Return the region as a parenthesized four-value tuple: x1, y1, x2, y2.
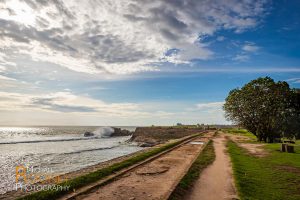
(223, 77, 300, 142)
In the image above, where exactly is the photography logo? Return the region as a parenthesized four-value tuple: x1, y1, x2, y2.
(15, 165, 70, 192)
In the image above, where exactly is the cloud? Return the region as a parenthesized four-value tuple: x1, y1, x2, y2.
(0, 91, 139, 115)
(0, 74, 15, 81)
(286, 78, 300, 84)
(232, 54, 250, 62)
(242, 43, 260, 52)
(0, 91, 178, 120)
(0, 73, 29, 88)
(0, 0, 269, 75)
(0, 65, 6, 72)
(0, 90, 230, 125)
(195, 101, 224, 110)
(232, 41, 260, 61)
(216, 36, 226, 42)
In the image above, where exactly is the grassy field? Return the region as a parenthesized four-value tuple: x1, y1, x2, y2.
(169, 140, 215, 200)
(228, 137, 300, 200)
(18, 133, 202, 200)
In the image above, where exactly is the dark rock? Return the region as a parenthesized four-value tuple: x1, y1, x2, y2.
(110, 127, 133, 137)
(139, 142, 157, 147)
(83, 132, 94, 137)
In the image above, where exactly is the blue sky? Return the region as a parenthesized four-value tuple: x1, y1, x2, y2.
(0, 0, 299, 126)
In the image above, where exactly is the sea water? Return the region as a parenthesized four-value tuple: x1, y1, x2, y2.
(0, 126, 141, 194)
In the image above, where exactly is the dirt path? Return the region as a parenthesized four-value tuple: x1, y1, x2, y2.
(75, 133, 213, 200)
(185, 135, 238, 200)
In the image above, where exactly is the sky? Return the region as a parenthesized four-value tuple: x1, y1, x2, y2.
(0, 0, 300, 126)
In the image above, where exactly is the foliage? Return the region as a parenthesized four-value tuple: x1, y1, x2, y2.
(223, 77, 300, 142)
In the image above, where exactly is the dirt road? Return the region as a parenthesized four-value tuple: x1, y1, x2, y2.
(185, 135, 238, 200)
(74, 133, 213, 200)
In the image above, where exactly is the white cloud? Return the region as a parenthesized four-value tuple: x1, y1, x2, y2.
(233, 54, 250, 62)
(0, 91, 137, 115)
(286, 78, 300, 83)
(0, 74, 29, 88)
(242, 44, 260, 52)
(0, 90, 229, 125)
(216, 36, 226, 41)
(0, 74, 16, 81)
(0, 65, 6, 72)
(196, 101, 224, 110)
(0, 90, 179, 120)
(0, 0, 269, 75)
(232, 42, 259, 62)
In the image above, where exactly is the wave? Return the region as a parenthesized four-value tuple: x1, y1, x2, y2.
(0, 127, 120, 145)
(62, 145, 118, 155)
(91, 127, 114, 138)
(0, 136, 102, 145)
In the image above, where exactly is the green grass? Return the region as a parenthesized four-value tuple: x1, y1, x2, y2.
(18, 133, 202, 200)
(228, 140, 300, 200)
(169, 140, 215, 200)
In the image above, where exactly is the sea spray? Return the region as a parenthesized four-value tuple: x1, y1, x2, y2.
(92, 127, 114, 138)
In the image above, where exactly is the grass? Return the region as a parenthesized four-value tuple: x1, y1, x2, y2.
(222, 128, 257, 140)
(169, 140, 215, 200)
(18, 133, 202, 200)
(228, 140, 300, 200)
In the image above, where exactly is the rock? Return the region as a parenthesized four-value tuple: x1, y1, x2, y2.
(139, 142, 156, 147)
(83, 132, 94, 137)
(129, 197, 135, 200)
(111, 127, 133, 137)
(286, 145, 295, 153)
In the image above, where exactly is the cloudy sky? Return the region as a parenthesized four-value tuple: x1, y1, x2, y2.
(0, 0, 299, 126)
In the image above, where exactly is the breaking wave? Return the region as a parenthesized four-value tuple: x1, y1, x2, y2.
(0, 127, 116, 145)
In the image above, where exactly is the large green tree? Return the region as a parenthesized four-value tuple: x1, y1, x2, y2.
(223, 77, 300, 142)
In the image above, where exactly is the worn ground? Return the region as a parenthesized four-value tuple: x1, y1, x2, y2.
(228, 134, 268, 157)
(75, 133, 214, 200)
(185, 135, 238, 200)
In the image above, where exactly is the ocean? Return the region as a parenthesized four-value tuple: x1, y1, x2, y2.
(0, 126, 141, 194)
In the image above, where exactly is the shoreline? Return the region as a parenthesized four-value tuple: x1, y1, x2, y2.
(0, 147, 152, 200)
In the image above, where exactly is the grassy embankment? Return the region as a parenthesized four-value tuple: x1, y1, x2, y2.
(18, 133, 202, 200)
(169, 139, 216, 200)
(222, 128, 257, 140)
(226, 129, 300, 200)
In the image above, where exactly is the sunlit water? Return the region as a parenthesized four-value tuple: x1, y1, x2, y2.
(0, 126, 141, 194)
